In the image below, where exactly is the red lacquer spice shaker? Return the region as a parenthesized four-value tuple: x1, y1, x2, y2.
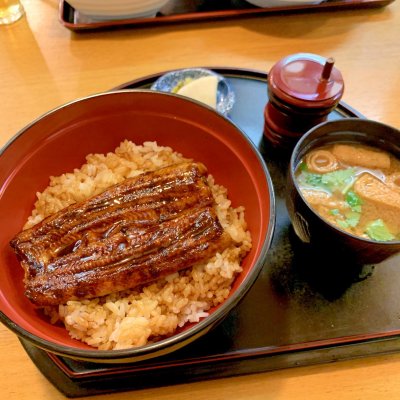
(264, 53, 344, 151)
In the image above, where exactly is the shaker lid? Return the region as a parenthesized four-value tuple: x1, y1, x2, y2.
(268, 53, 344, 107)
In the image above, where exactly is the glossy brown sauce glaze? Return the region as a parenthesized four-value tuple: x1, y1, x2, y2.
(10, 162, 232, 306)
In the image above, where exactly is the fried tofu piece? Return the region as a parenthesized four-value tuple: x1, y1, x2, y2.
(354, 174, 400, 210)
(332, 144, 391, 170)
(354, 173, 400, 235)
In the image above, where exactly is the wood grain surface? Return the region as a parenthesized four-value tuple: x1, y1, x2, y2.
(1, 0, 400, 398)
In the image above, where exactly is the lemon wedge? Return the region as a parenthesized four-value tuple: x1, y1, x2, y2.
(177, 75, 218, 109)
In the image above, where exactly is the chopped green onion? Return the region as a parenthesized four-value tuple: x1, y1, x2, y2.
(365, 219, 395, 242)
(345, 191, 363, 212)
(336, 220, 349, 229)
(305, 173, 323, 187)
(345, 211, 361, 228)
(299, 161, 308, 172)
(335, 212, 360, 230)
(321, 169, 355, 193)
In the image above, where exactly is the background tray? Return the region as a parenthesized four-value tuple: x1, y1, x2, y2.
(21, 68, 400, 397)
(59, 0, 396, 31)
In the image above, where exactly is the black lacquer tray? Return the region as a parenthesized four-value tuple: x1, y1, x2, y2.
(59, 0, 396, 31)
(20, 68, 400, 397)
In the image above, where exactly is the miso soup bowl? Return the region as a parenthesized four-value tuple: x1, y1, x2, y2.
(286, 118, 400, 265)
(0, 90, 275, 363)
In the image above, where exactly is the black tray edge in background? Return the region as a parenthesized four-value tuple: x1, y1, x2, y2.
(17, 68, 400, 398)
(59, 0, 396, 32)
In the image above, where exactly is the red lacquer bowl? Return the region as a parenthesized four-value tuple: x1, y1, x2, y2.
(0, 90, 275, 363)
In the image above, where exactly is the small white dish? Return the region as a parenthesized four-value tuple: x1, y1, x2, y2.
(151, 68, 235, 116)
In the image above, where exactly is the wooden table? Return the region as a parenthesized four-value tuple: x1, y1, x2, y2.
(1, 0, 400, 398)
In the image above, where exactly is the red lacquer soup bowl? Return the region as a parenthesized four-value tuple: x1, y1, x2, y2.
(0, 90, 275, 363)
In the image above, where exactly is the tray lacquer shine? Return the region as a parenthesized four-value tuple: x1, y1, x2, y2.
(20, 68, 400, 397)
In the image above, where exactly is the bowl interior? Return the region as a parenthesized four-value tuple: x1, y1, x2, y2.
(0, 90, 273, 355)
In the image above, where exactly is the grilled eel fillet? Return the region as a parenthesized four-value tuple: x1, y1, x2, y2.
(10, 162, 232, 306)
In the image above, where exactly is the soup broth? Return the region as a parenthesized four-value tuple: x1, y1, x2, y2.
(295, 143, 400, 242)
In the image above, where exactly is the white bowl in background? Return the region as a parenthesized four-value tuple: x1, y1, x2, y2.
(66, 0, 171, 20)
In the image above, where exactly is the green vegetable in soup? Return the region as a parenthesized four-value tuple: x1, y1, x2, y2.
(344, 211, 361, 228)
(298, 168, 356, 194)
(335, 211, 361, 230)
(345, 191, 363, 212)
(320, 169, 356, 193)
(336, 220, 350, 229)
(299, 160, 308, 172)
(304, 173, 323, 187)
(365, 219, 395, 242)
